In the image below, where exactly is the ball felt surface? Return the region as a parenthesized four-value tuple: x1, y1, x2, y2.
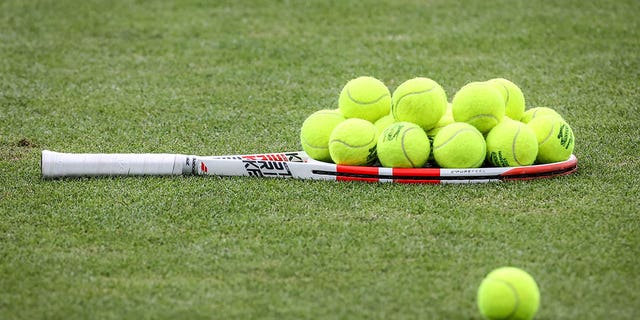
(427, 102, 454, 138)
(329, 118, 378, 166)
(338, 76, 391, 123)
(486, 119, 539, 167)
(391, 77, 448, 130)
(487, 78, 526, 121)
(527, 115, 575, 163)
(374, 113, 395, 136)
(477, 267, 540, 320)
(520, 107, 563, 123)
(432, 122, 486, 168)
(452, 82, 505, 134)
(300, 109, 346, 162)
(377, 122, 430, 168)
(426, 102, 454, 162)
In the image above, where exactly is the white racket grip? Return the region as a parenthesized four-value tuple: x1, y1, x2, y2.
(41, 150, 193, 178)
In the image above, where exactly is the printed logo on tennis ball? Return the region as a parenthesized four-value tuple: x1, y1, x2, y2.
(485, 119, 538, 167)
(557, 124, 574, 149)
(527, 116, 575, 163)
(382, 122, 403, 141)
(488, 151, 510, 167)
(366, 145, 378, 166)
(377, 122, 430, 168)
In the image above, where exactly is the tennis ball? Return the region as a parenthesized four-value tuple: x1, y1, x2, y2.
(426, 103, 454, 163)
(338, 76, 391, 123)
(527, 116, 575, 163)
(520, 107, 563, 124)
(432, 122, 486, 168)
(477, 267, 540, 320)
(391, 77, 448, 130)
(329, 118, 378, 166)
(487, 78, 526, 121)
(374, 113, 395, 136)
(299, 109, 346, 162)
(377, 122, 430, 168)
(452, 82, 505, 134)
(426, 102, 454, 138)
(486, 119, 538, 167)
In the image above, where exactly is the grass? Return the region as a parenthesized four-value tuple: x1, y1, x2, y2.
(1, 0, 639, 319)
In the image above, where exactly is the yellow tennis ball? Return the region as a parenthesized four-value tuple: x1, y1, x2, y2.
(527, 116, 575, 163)
(501, 115, 513, 123)
(452, 82, 505, 134)
(426, 102, 454, 138)
(377, 122, 430, 168)
(299, 109, 346, 162)
(486, 119, 538, 167)
(391, 77, 448, 130)
(329, 118, 378, 166)
(487, 78, 526, 121)
(426, 103, 454, 162)
(520, 107, 563, 124)
(477, 267, 540, 320)
(432, 122, 486, 168)
(374, 113, 395, 136)
(338, 76, 391, 123)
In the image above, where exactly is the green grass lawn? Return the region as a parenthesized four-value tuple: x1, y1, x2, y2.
(1, 0, 639, 319)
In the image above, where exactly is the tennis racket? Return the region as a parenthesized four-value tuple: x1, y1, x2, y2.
(41, 150, 578, 184)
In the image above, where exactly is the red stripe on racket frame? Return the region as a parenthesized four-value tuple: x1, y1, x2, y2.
(335, 165, 380, 182)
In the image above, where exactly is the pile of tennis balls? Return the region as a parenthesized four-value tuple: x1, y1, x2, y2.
(300, 76, 575, 168)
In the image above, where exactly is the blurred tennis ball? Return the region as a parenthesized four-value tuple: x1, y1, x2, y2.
(452, 82, 505, 134)
(329, 118, 378, 166)
(338, 76, 391, 123)
(486, 119, 538, 167)
(377, 122, 430, 168)
(391, 77, 448, 130)
(477, 267, 540, 320)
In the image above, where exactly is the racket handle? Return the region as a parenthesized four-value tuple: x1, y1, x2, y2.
(41, 150, 193, 178)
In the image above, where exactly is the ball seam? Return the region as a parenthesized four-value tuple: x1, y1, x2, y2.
(330, 130, 377, 148)
(393, 86, 437, 108)
(538, 121, 557, 147)
(465, 113, 500, 123)
(512, 125, 525, 166)
(498, 82, 511, 105)
(347, 88, 390, 105)
(433, 128, 475, 150)
(300, 136, 329, 150)
(401, 127, 419, 168)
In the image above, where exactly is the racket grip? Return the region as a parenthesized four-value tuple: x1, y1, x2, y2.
(41, 150, 193, 178)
